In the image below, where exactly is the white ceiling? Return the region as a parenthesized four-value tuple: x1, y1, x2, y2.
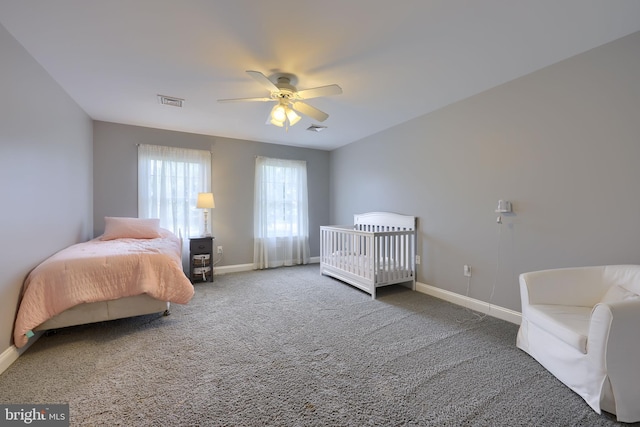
(1, 1, 639, 151)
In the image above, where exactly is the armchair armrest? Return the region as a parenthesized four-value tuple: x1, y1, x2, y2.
(590, 300, 640, 423)
(520, 266, 607, 307)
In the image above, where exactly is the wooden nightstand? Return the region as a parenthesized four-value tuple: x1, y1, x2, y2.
(189, 236, 214, 283)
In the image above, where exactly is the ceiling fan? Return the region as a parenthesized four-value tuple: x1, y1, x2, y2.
(218, 70, 342, 128)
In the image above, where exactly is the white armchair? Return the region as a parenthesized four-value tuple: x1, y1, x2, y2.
(517, 265, 640, 423)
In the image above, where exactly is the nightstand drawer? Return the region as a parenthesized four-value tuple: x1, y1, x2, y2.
(190, 238, 212, 254)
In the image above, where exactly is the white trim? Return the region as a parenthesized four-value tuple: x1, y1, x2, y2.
(0, 347, 20, 375)
(214, 258, 320, 276)
(0, 331, 43, 375)
(416, 281, 521, 325)
(214, 263, 254, 275)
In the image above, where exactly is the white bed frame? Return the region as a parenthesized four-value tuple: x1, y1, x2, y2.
(34, 296, 169, 331)
(320, 212, 416, 298)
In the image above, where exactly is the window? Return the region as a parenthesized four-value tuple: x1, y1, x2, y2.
(253, 156, 310, 269)
(138, 144, 211, 258)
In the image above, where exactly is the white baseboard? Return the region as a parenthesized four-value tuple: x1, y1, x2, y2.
(214, 258, 320, 276)
(0, 347, 21, 375)
(0, 332, 43, 375)
(416, 281, 521, 325)
(213, 263, 254, 275)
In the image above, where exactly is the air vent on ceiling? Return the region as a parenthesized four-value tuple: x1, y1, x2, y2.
(157, 95, 184, 107)
(306, 124, 327, 132)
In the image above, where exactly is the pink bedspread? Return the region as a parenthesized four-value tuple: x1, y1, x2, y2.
(14, 229, 194, 348)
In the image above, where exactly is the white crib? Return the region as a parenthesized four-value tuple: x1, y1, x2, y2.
(320, 212, 416, 298)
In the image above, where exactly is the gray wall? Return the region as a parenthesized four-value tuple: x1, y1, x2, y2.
(330, 31, 640, 312)
(93, 121, 330, 266)
(0, 24, 93, 352)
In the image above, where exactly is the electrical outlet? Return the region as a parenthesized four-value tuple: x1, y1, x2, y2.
(415, 255, 421, 265)
(463, 264, 471, 277)
(217, 246, 223, 254)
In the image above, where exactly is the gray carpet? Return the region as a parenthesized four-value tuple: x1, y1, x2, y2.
(0, 265, 630, 426)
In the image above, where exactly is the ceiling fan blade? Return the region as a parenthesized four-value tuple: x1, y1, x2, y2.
(217, 97, 273, 103)
(292, 101, 329, 122)
(246, 70, 279, 92)
(296, 84, 342, 99)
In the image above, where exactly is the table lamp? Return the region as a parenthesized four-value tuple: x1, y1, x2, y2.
(196, 192, 215, 237)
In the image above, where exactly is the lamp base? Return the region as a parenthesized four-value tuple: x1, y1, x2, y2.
(203, 210, 210, 237)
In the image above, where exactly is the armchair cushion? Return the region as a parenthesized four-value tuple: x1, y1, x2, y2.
(525, 304, 591, 353)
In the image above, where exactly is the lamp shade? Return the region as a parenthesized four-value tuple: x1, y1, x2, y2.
(196, 192, 215, 209)
(271, 104, 286, 122)
(286, 108, 301, 126)
(269, 103, 285, 127)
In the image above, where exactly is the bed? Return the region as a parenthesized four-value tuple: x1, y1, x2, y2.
(320, 212, 416, 298)
(13, 217, 195, 348)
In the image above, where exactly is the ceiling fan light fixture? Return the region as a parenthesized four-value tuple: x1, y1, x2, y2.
(269, 116, 285, 127)
(270, 103, 287, 122)
(269, 101, 302, 129)
(286, 108, 301, 126)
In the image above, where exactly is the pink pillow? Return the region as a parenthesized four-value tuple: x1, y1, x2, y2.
(100, 217, 161, 240)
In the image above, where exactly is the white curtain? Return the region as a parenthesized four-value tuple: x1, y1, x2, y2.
(138, 144, 211, 261)
(253, 156, 310, 269)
